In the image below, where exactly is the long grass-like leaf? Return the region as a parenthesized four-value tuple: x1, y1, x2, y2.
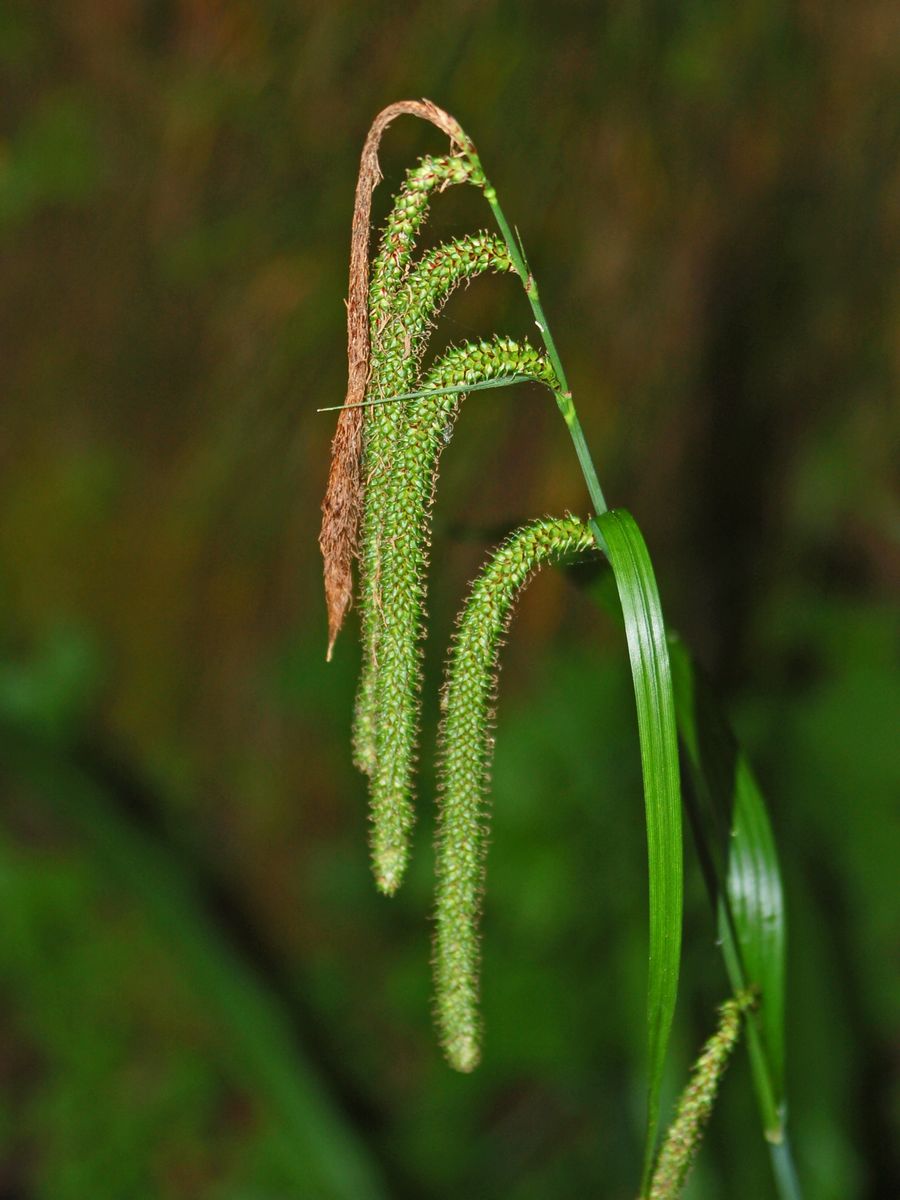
(582, 573, 800, 1197)
(591, 509, 683, 1194)
(667, 635, 802, 1197)
(669, 636, 784, 1110)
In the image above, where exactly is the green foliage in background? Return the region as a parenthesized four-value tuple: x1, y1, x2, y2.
(0, 2, 896, 1198)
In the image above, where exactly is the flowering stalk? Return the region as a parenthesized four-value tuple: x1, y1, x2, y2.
(353, 230, 515, 779)
(434, 517, 597, 1070)
(320, 100, 798, 1200)
(354, 158, 481, 776)
(648, 991, 757, 1199)
(367, 338, 558, 892)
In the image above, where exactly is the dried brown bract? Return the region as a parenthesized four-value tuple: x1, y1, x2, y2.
(319, 100, 472, 659)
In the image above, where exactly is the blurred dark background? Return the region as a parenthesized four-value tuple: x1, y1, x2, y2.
(1, 2, 897, 1197)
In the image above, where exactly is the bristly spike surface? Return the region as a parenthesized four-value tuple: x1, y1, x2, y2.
(352, 154, 481, 778)
(648, 990, 757, 1199)
(434, 516, 597, 1070)
(355, 155, 534, 893)
(354, 232, 518, 777)
(368, 335, 559, 895)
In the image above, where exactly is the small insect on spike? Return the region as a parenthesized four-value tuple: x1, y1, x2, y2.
(369, 337, 558, 896)
(648, 990, 757, 1199)
(434, 516, 597, 1071)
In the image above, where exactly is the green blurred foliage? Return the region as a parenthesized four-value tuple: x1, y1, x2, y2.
(0, 1, 897, 1197)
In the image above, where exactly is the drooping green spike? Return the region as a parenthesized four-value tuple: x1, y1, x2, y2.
(355, 204, 507, 777)
(648, 991, 756, 1199)
(364, 338, 559, 894)
(354, 232, 515, 782)
(369, 154, 476, 326)
(434, 517, 597, 1068)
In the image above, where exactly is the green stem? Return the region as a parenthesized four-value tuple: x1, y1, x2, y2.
(769, 1133, 803, 1200)
(467, 154, 608, 517)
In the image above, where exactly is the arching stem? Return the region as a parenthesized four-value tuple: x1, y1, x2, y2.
(463, 150, 609, 518)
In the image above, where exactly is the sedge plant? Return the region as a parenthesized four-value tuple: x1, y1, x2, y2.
(319, 101, 801, 1199)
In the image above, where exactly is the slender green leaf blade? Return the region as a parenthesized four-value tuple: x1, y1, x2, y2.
(580, 572, 801, 1197)
(316, 373, 535, 412)
(668, 635, 788, 1140)
(591, 510, 683, 1193)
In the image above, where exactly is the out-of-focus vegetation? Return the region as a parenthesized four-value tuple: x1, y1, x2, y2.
(0, 3, 897, 1197)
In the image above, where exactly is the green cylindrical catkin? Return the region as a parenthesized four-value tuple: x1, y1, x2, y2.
(369, 337, 558, 894)
(368, 155, 474, 329)
(434, 517, 597, 1070)
(354, 234, 517, 779)
(648, 990, 756, 1199)
(352, 155, 480, 777)
(354, 237, 516, 763)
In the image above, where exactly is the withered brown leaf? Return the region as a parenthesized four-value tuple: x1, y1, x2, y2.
(319, 100, 471, 659)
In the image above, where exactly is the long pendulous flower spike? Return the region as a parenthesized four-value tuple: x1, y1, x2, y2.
(648, 990, 757, 1199)
(434, 516, 598, 1070)
(365, 337, 560, 894)
(353, 230, 516, 778)
(351, 172, 490, 778)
